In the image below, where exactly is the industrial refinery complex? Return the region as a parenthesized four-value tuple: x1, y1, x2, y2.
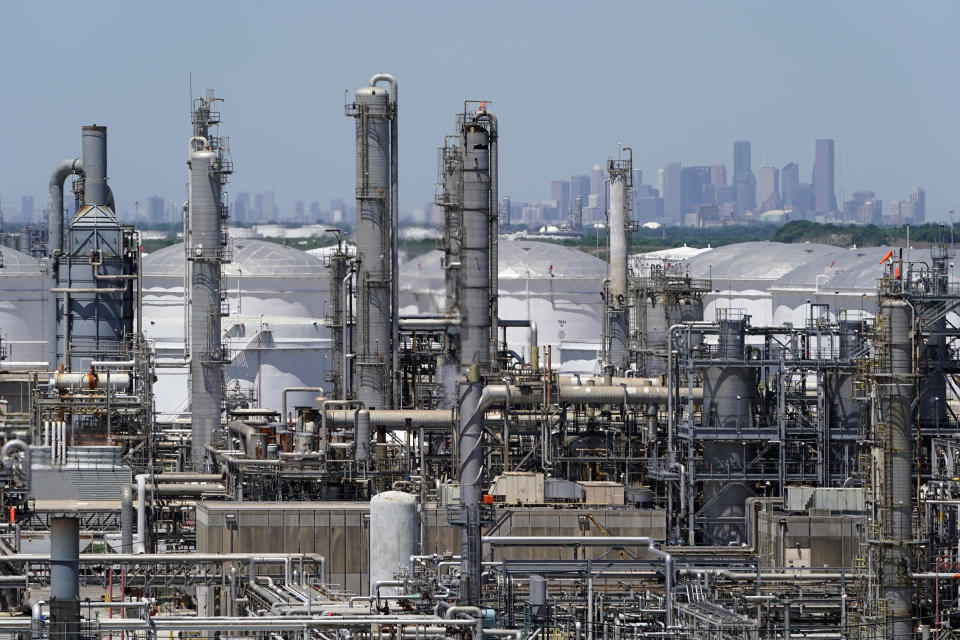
(0, 73, 954, 640)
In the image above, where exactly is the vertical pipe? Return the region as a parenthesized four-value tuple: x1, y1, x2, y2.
(458, 369, 484, 606)
(47, 158, 82, 368)
(135, 474, 148, 554)
(483, 111, 499, 365)
(49, 516, 80, 640)
(120, 485, 134, 554)
(355, 409, 371, 461)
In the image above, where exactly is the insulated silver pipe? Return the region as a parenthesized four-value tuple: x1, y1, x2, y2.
(47, 157, 82, 368)
(477, 108, 499, 362)
(458, 369, 484, 606)
(322, 383, 695, 429)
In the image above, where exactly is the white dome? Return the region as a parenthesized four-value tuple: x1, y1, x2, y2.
(143, 239, 328, 277)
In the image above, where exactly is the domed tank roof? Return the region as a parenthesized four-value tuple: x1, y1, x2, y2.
(402, 239, 607, 281)
(684, 241, 843, 280)
(143, 239, 328, 277)
(0, 245, 42, 275)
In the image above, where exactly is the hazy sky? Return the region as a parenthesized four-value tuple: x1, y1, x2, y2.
(1, 1, 957, 219)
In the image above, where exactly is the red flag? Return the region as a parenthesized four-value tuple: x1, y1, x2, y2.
(829, 261, 835, 268)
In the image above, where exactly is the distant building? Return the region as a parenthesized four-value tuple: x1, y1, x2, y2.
(146, 195, 165, 224)
(733, 141, 751, 177)
(590, 164, 604, 209)
(21, 196, 33, 222)
(844, 190, 882, 225)
(796, 184, 815, 217)
(757, 166, 780, 212)
(681, 166, 711, 215)
(661, 163, 682, 223)
(732, 141, 755, 213)
(234, 192, 250, 223)
(781, 163, 800, 210)
(569, 175, 591, 209)
(294, 201, 305, 222)
(330, 198, 348, 224)
(310, 201, 322, 223)
(710, 164, 727, 188)
(734, 172, 756, 214)
(714, 185, 737, 207)
(910, 187, 926, 223)
(550, 180, 570, 224)
(812, 139, 837, 213)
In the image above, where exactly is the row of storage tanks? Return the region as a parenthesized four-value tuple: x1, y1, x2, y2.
(0, 237, 923, 417)
(0, 237, 611, 417)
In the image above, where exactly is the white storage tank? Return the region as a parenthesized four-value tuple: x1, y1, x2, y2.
(369, 490, 417, 596)
(400, 238, 608, 373)
(0, 246, 47, 364)
(142, 239, 333, 417)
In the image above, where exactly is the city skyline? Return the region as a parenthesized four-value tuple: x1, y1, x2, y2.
(0, 2, 956, 221)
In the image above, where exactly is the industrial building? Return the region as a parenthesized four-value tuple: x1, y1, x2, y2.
(0, 74, 953, 640)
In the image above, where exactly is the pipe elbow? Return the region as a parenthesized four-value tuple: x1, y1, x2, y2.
(368, 73, 397, 103)
(49, 158, 82, 189)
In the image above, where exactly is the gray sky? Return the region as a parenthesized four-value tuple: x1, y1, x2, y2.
(0, 1, 956, 219)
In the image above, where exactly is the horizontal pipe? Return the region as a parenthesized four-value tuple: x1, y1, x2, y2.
(483, 536, 660, 547)
(50, 287, 126, 294)
(398, 317, 460, 329)
(0, 553, 316, 565)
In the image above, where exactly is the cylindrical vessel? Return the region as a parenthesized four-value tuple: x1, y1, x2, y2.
(368, 491, 417, 596)
(52, 372, 132, 392)
(458, 379, 484, 605)
(608, 176, 628, 299)
(81, 126, 107, 206)
(355, 409, 371, 460)
(352, 86, 393, 409)
(529, 574, 547, 605)
(879, 298, 914, 640)
(459, 123, 491, 368)
(188, 148, 223, 469)
(50, 516, 80, 640)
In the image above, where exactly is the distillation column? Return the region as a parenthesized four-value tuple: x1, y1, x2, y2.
(348, 78, 396, 409)
(187, 140, 224, 470)
(877, 297, 915, 640)
(457, 108, 496, 606)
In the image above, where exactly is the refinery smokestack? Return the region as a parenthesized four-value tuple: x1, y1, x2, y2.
(605, 150, 632, 374)
(81, 126, 107, 206)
